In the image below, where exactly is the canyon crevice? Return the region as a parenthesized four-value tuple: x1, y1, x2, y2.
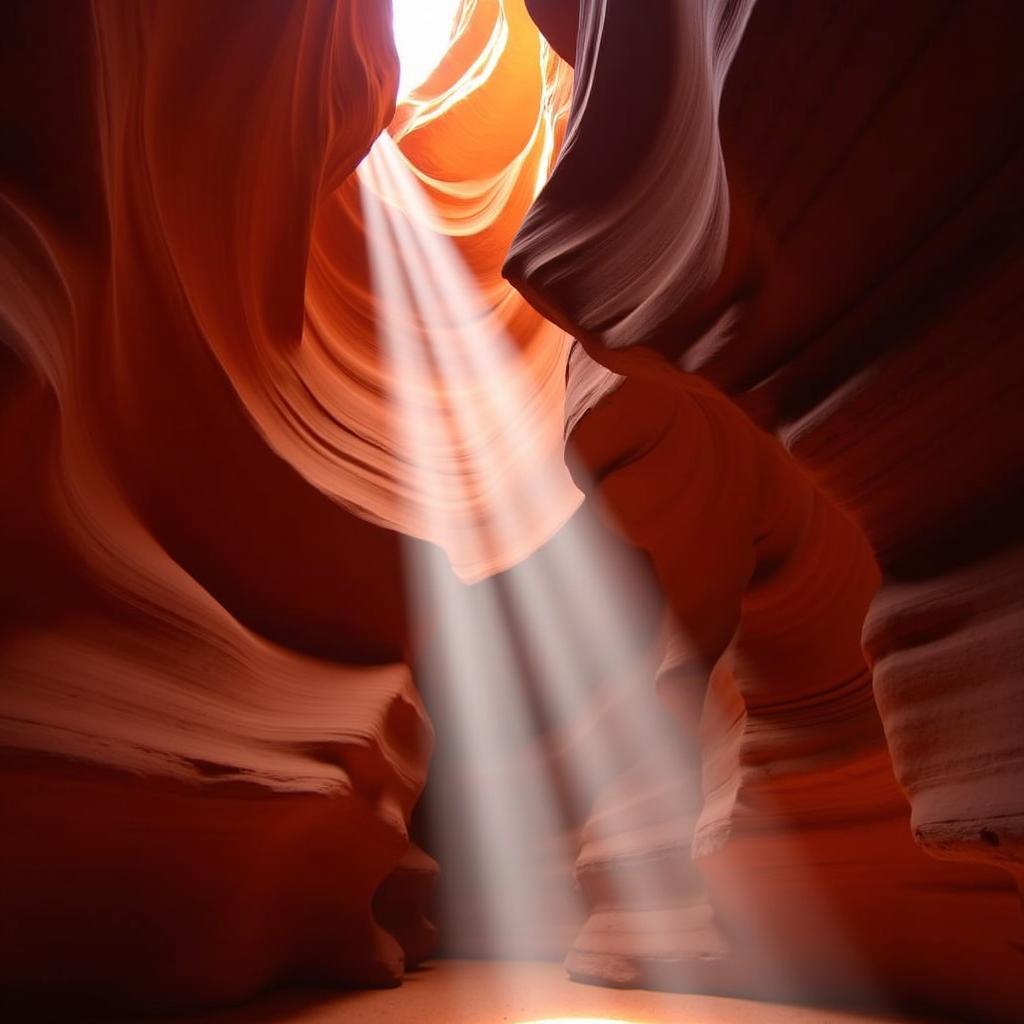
(1, 1, 1021, 1020)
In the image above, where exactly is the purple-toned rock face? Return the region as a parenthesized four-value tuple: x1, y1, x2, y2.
(507, 0, 1024, 1018)
(1, 1, 1021, 1019)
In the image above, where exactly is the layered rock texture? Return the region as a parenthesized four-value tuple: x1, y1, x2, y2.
(1, 0, 1022, 1021)
(1, 0, 577, 1013)
(1, 0, 418, 1013)
(508, 0, 1024, 1020)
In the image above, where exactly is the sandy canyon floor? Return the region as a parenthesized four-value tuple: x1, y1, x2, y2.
(139, 960, 951, 1024)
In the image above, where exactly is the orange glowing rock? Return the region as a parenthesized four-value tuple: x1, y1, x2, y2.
(1, 0, 1022, 1019)
(307, 0, 578, 579)
(0, 0, 578, 1013)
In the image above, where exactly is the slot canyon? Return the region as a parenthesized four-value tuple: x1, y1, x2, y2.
(1, 1, 1022, 1022)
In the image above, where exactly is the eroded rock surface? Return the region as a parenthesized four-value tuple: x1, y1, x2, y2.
(510, 0, 1024, 1018)
(2, 0, 1022, 1019)
(0, 1, 430, 1012)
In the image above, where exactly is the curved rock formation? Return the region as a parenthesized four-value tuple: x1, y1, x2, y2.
(307, 0, 578, 579)
(1, 0, 579, 1012)
(509, 0, 1024, 1019)
(863, 548, 1024, 889)
(525, 0, 580, 64)
(2, 0, 1022, 1019)
(0, 0, 434, 1013)
(507, 0, 759, 366)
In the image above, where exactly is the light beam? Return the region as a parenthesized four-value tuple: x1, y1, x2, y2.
(357, 123, 882, 1011)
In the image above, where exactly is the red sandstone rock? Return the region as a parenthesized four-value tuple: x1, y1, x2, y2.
(373, 843, 441, 969)
(2, 0, 1023, 1019)
(506, 0, 759, 368)
(511, 0, 1024, 1019)
(0, 0, 432, 1013)
(525, 0, 580, 64)
(863, 548, 1024, 888)
(1, 0, 572, 1013)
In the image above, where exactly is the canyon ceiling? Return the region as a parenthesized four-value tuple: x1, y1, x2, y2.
(1, 0, 1022, 1020)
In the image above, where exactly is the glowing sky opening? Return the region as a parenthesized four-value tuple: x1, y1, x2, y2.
(392, 0, 463, 99)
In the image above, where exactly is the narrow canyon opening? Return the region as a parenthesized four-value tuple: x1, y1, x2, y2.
(1, 2, 1021, 1024)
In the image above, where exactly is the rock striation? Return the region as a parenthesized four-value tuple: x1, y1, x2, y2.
(0, 0, 429, 1013)
(2, 0, 1022, 1019)
(1, 0, 572, 1012)
(509, 0, 1024, 1019)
